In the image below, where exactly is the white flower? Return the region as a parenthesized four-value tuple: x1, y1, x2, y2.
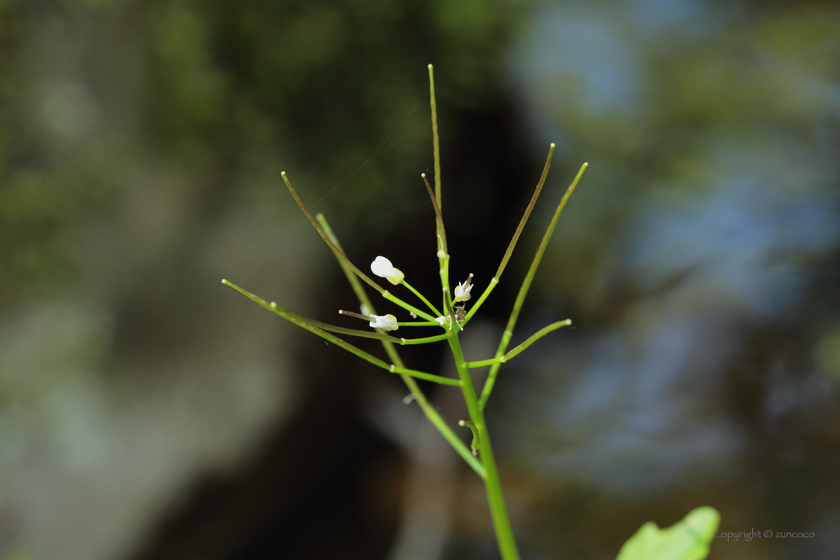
(434, 316, 450, 326)
(454, 279, 473, 302)
(370, 256, 404, 285)
(369, 314, 399, 331)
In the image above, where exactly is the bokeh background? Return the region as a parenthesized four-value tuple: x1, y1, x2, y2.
(2, 0, 840, 558)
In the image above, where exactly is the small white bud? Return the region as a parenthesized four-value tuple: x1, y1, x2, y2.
(370, 256, 405, 285)
(369, 314, 399, 331)
(454, 277, 473, 302)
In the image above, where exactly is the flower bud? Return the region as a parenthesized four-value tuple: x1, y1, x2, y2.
(370, 256, 405, 285)
(454, 277, 473, 302)
(369, 314, 399, 331)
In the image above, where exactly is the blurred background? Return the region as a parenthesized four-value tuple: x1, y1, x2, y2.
(2, 0, 840, 558)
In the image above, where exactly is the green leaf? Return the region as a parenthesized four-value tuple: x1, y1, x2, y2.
(616, 506, 720, 560)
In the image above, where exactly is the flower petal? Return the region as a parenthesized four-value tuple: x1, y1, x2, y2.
(369, 314, 399, 331)
(370, 256, 404, 285)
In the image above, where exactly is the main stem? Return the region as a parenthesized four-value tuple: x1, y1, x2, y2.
(447, 332, 521, 560)
(428, 64, 518, 558)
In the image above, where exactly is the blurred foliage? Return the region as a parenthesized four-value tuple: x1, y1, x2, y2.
(0, 1, 536, 557)
(494, 2, 840, 558)
(2, 0, 840, 558)
(0, 0, 532, 304)
(616, 507, 720, 560)
(816, 327, 840, 382)
(509, 2, 840, 317)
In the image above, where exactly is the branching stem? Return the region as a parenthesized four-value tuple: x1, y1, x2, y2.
(222, 280, 458, 386)
(401, 280, 442, 317)
(225, 69, 588, 560)
(316, 213, 485, 476)
(477, 163, 588, 410)
(466, 320, 572, 368)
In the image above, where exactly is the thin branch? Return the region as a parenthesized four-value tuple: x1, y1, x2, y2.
(391, 365, 461, 386)
(428, 65, 452, 317)
(339, 310, 377, 322)
(478, 162, 588, 409)
(402, 279, 442, 317)
(317, 212, 485, 477)
(496, 143, 556, 280)
(422, 173, 447, 255)
(400, 333, 449, 345)
(382, 291, 438, 323)
(459, 420, 480, 455)
(443, 286, 460, 332)
(282, 172, 384, 294)
(465, 320, 571, 368)
(316, 213, 372, 304)
(223, 280, 459, 385)
(428, 64, 442, 210)
(463, 144, 555, 324)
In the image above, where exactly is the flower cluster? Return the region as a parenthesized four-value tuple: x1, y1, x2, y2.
(223, 66, 588, 560)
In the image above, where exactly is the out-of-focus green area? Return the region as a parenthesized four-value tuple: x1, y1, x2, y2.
(616, 506, 719, 560)
(2, 0, 840, 559)
(0, 1, 533, 558)
(0, 0, 522, 303)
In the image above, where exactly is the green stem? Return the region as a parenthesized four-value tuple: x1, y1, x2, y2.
(447, 331, 521, 560)
(317, 212, 372, 306)
(422, 173, 448, 255)
(390, 365, 462, 386)
(400, 333, 449, 345)
(463, 145, 555, 324)
(478, 162, 588, 410)
(384, 342, 485, 476)
(459, 420, 480, 453)
(222, 280, 458, 385)
(401, 280, 442, 317)
(439, 254, 451, 316)
(317, 212, 485, 477)
(428, 64, 442, 211)
(428, 65, 451, 314)
(495, 144, 555, 280)
(283, 173, 384, 295)
(382, 290, 437, 323)
(463, 277, 497, 326)
(466, 320, 572, 368)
